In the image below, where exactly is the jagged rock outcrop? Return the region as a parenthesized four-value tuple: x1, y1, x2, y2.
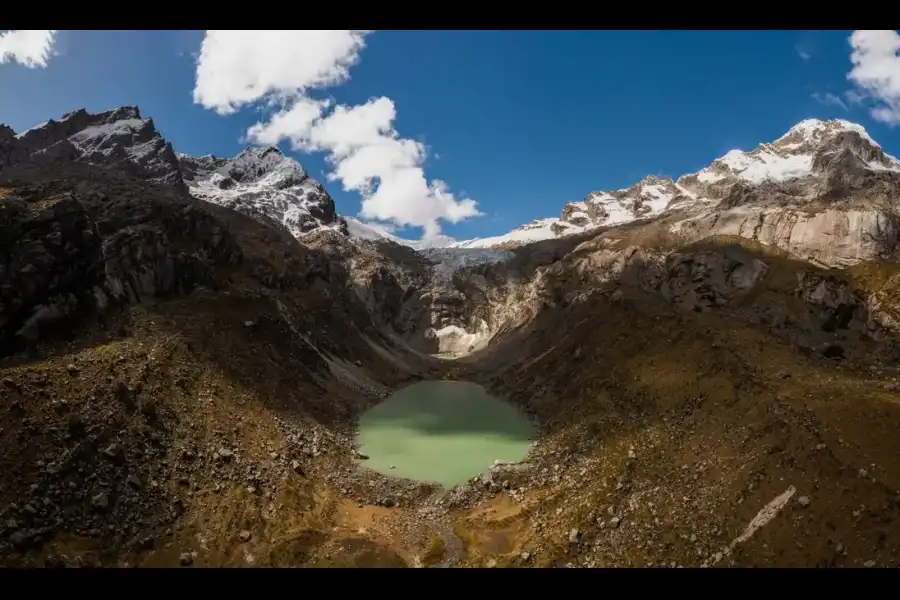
(178, 146, 348, 239)
(656, 246, 770, 311)
(794, 270, 900, 337)
(2, 107, 185, 189)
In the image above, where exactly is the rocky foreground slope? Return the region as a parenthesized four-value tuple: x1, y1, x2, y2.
(3, 108, 900, 567)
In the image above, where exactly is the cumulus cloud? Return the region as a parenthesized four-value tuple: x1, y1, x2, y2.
(193, 30, 368, 115)
(847, 30, 900, 126)
(244, 97, 329, 147)
(193, 30, 480, 238)
(811, 92, 848, 111)
(0, 30, 57, 68)
(796, 45, 812, 61)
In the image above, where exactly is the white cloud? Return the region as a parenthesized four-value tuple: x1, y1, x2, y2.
(245, 97, 329, 147)
(811, 92, 848, 111)
(796, 45, 812, 61)
(0, 30, 57, 68)
(193, 30, 369, 115)
(194, 30, 480, 239)
(847, 30, 900, 126)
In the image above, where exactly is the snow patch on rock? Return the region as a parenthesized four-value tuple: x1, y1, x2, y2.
(432, 322, 490, 355)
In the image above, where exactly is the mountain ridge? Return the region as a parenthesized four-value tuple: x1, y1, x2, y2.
(341, 117, 900, 254)
(6, 108, 900, 267)
(2, 107, 349, 240)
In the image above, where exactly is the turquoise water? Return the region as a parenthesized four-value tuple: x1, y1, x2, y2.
(356, 380, 535, 489)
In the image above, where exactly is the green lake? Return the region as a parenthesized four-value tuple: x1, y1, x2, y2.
(356, 380, 535, 489)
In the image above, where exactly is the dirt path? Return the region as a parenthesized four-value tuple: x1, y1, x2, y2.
(420, 487, 464, 568)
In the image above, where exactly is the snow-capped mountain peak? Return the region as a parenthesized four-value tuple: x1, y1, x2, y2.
(678, 118, 900, 191)
(227, 146, 306, 184)
(774, 118, 879, 149)
(2, 106, 348, 241)
(433, 117, 900, 252)
(177, 146, 347, 238)
(10, 108, 899, 261)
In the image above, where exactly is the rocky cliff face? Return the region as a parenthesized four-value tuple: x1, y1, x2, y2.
(436, 232, 900, 364)
(657, 120, 900, 268)
(0, 169, 241, 355)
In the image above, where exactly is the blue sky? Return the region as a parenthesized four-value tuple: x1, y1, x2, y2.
(2, 30, 899, 241)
